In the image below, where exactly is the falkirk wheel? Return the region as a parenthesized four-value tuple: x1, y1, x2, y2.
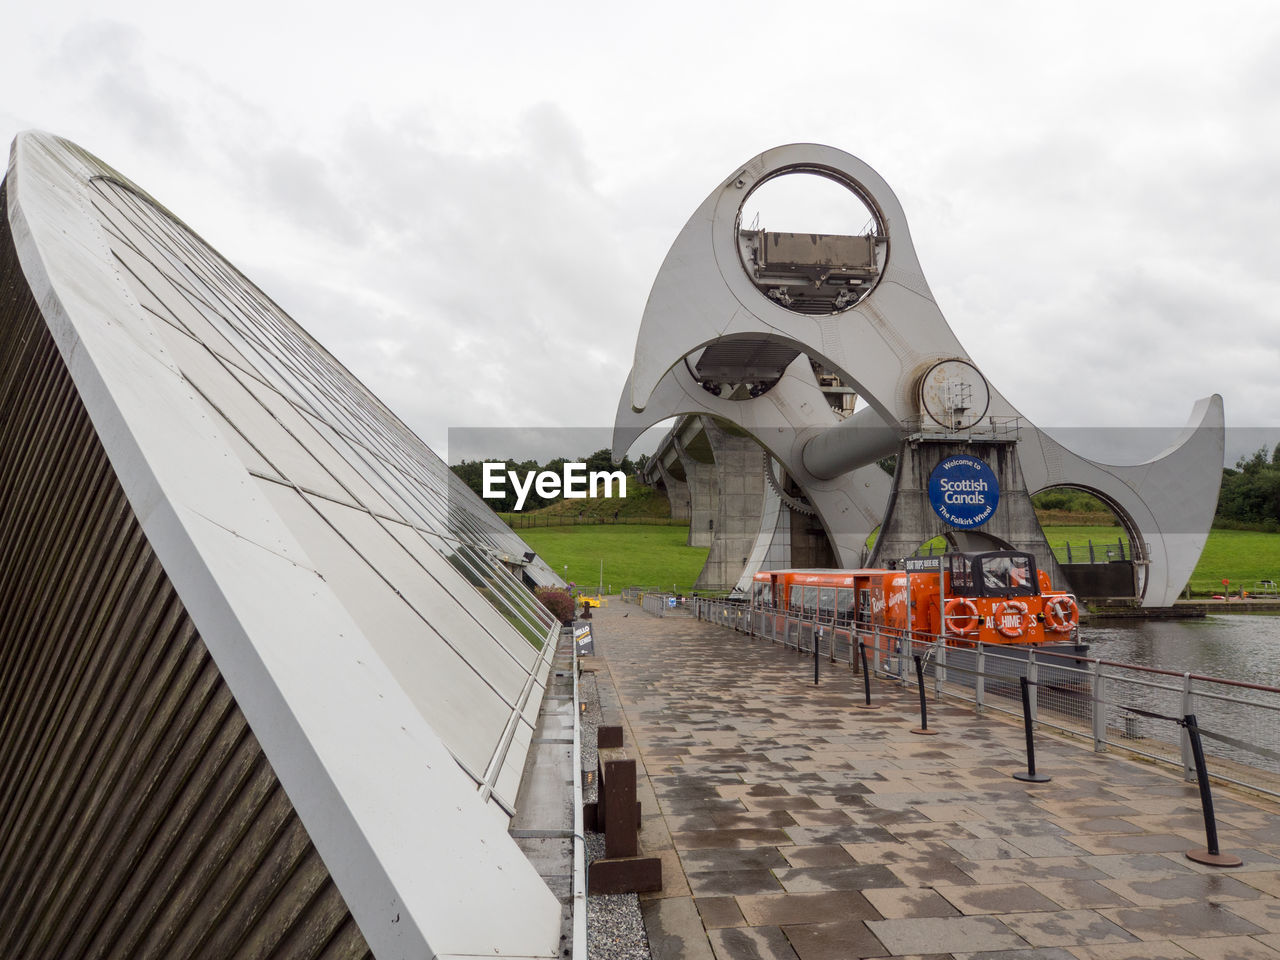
(613, 144, 1224, 607)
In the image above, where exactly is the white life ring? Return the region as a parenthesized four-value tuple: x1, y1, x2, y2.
(944, 597, 980, 635)
(1044, 595, 1078, 633)
(994, 600, 1030, 639)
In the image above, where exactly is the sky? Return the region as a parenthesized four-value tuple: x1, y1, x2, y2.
(4, 1, 1279, 466)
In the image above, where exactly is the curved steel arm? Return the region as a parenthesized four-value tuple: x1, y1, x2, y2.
(618, 143, 1224, 605)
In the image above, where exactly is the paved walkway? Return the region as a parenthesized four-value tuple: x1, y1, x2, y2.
(588, 602, 1280, 960)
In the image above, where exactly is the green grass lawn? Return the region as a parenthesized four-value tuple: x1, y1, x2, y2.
(1184, 529, 1280, 595)
(511, 507, 1280, 599)
(517, 523, 709, 594)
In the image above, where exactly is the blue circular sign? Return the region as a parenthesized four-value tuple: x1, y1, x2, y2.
(928, 455, 999, 528)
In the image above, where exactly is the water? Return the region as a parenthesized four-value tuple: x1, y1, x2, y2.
(1087, 614, 1280, 687)
(1085, 614, 1280, 780)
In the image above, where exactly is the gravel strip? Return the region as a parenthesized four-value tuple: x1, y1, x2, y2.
(579, 666, 650, 960)
(580, 669, 599, 804)
(585, 834, 650, 960)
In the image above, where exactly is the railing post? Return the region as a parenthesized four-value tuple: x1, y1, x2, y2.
(1183, 714, 1244, 867)
(1091, 659, 1106, 752)
(1027, 650, 1039, 723)
(911, 654, 938, 736)
(1013, 676, 1052, 782)
(857, 641, 875, 709)
(934, 634, 946, 696)
(975, 642, 986, 713)
(1181, 672, 1196, 782)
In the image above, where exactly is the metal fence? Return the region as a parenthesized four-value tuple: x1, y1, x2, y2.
(503, 514, 684, 529)
(640, 592, 672, 617)
(692, 597, 1280, 799)
(913, 535, 1131, 565)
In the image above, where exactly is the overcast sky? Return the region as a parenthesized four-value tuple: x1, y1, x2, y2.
(4, 1, 1279, 466)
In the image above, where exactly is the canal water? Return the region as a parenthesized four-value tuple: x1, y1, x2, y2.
(1084, 614, 1280, 779)
(1087, 614, 1280, 686)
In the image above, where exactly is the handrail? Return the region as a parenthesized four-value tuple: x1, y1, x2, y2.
(690, 595, 1280, 799)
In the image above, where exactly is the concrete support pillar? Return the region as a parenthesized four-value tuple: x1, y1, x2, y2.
(868, 439, 1067, 588)
(654, 459, 691, 523)
(674, 427, 717, 549)
(693, 419, 766, 592)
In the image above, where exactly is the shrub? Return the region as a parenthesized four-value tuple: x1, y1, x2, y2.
(534, 587, 577, 624)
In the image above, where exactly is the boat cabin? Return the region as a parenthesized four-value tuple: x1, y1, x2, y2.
(750, 550, 1078, 647)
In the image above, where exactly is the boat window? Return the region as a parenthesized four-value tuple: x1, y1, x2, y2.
(818, 587, 836, 618)
(789, 584, 803, 611)
(838, 587, 855, 620)
(975, 554, 1037, 597)
(856, 588, 870, 623)
(803, 585, 819, 615)
(752, 581, 772, 608)
(948, 554, 975, 596)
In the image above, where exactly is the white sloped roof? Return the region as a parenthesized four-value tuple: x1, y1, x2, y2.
(5, 131, 562, 960)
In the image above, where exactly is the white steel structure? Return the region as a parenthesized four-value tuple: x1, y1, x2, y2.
(1, 132, 562, 959)
(614, 144, 1223, 605)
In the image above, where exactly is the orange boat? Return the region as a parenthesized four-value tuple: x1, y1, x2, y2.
(749, 549, 1082, 655)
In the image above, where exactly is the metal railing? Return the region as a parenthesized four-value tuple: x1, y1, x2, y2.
(502, 514, 683, 529)
(640, 592, 672, 617)
(692, 597, 1280, 799)
(913, 535, 1133, 565)
(903, 414, 1022, 442)
(1060, 537, 1130, 564)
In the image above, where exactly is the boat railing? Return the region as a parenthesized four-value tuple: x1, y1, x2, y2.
(691, 596, 1280, 800)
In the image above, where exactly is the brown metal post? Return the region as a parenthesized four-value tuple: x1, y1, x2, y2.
(602, 759, 638, 859)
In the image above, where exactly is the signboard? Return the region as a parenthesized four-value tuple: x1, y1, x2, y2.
(573, 621, 595, 656)
(928, 455, 999, 528)
(904, 557, 942, 572)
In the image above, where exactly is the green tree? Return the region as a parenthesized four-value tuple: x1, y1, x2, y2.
(1215, 445, 1280, 528)
(583, 447, 632, 476)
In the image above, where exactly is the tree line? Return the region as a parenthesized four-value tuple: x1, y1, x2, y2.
(1216, 446, 1280, 530)
(451, 448, 641, 513)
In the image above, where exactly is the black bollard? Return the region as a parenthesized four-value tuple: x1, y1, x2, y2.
(814, 628, 820, 686)
(910, 654, 937, 735)
(1013, 676, 1051, 783)
(856, 641, 877, 709)
(1183, 714, 1243, 866)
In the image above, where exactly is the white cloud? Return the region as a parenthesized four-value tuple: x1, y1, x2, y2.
(2, 0, 1278, 463)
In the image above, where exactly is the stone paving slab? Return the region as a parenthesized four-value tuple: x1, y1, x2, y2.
(590, 603, 1280, 959)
